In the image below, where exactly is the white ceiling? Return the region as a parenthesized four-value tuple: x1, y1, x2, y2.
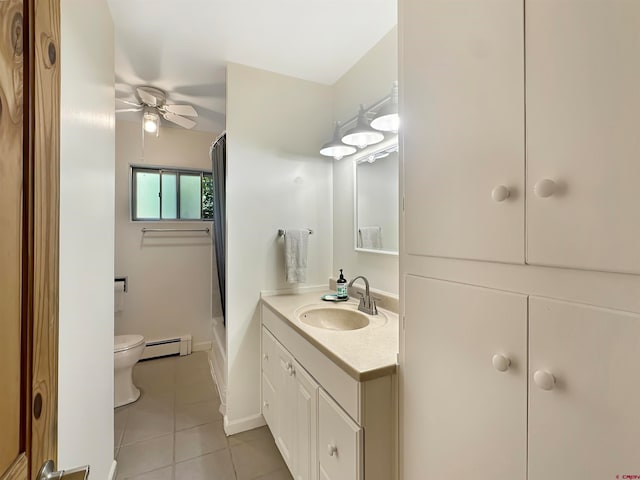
(107, 0, 397, 133)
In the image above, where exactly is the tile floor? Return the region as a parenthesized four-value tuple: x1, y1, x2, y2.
(114, 352, 292, 480)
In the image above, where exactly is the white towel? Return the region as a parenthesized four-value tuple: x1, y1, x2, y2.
(284, 228, 309, 283)
(359, 226, 382, 249)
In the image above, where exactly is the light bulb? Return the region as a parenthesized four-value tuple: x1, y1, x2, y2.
(144, 119, 157, 133)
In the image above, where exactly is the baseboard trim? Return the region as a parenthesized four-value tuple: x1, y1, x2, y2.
(193, 341, 212, 352)
(107, 460, 117, 480)
(223, 412, 266, 436)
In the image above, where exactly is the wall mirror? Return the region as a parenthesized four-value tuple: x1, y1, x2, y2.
(354, 140, 399, 255)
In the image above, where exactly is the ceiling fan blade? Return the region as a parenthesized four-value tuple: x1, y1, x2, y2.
(137, 87, 158, 106)
(163, 112, 196, 129)
(116, 108, 142, 113)
(163, 104, 198, 117)
(117, 98, 141, 107)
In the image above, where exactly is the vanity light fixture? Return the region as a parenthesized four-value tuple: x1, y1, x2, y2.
(320, 122, 357, 160)
(143, 108, 160, 137)
(341, 105, 384, 149)
(371, 81, 400, 133)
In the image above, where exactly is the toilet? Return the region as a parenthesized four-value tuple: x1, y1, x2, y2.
(114, 335, 146, 408)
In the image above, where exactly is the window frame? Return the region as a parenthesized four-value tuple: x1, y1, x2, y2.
(130, 165, 213, 222)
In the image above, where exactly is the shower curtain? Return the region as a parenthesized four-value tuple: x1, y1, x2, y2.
(211, 133, 226, 323)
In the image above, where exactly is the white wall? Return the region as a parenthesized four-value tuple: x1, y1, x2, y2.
(114, 121, 222, 349)
(58, 0, 115, 477)
(225, 63, 333, 432)
(333, 27, 399, 294)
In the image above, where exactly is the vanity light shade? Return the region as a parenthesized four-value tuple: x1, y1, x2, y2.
(320, 122, 357, 160)
(341, 105, 384, 149)
(371, 81, 400, 133)
(143, 109, 160, 137)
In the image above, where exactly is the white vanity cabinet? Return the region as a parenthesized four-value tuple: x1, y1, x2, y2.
(404, 275, 640, 480)
(402, 0, 640, 274)
(260, 302, 396, 480)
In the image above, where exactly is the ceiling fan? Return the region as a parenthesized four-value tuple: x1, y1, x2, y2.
(116, 86, 198, 130)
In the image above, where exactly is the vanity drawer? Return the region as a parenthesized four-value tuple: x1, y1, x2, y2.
(318, 389, 363, 480)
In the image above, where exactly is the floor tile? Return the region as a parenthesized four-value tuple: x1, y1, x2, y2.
(117, 465, 173, 480)
(121, 408, 175, 446)
(174, 450, 236, 480)
(116, 433, 174, 478)
(228, 426, 273, 447)
(114, 408, 129, 448)
(231, 437, 288, 480)
(175, 421, 228, 463)
(175, 381, 219, 406)
(175, 400, 220, 431)
(253, 469, 293, 480)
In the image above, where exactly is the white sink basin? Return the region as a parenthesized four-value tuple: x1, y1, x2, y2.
(297, 305, 370, 331)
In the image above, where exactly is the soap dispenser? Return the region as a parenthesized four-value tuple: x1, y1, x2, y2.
(337, 269, 348, 299)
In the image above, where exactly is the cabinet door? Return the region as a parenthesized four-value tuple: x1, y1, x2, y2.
(526, 1, 640, 273)
(275, 342, 296, 472)
(262, 327, 277, 383)
(402, 0, 525, 263)
(262, 373, 276, 431)
(318, 389, 362, 480)
(529, 297, 640, 480)
(403, 276, 527, 480)
(294, 360, 318, 480)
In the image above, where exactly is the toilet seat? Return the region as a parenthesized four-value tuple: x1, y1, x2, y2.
(114, 334, 145, 353)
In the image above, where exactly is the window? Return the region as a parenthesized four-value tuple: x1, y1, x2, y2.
(131, 166, 214, 221)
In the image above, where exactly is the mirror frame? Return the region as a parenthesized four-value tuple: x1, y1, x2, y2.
(352, 137, 399, 256)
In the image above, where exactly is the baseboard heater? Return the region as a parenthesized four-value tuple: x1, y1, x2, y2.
(140, 334, 192, 360)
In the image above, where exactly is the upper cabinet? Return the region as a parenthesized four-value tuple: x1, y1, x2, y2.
(525, 0, 640, 274)
(403, 0, 640, 274)
(402, 0, 525, 264)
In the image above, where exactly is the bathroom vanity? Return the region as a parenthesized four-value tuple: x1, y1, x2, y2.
(260, 291, 398, 480)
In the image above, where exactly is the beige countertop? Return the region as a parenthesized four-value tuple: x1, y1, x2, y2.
(261, 290, 399, 381)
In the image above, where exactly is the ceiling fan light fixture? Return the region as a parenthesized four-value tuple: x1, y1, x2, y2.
(320, 122, 357, 160)
(143, 109, 160, 136)
(371, 81, 400, 133)
(342, 105, 384, 149)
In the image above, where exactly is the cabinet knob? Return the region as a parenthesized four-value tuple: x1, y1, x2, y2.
(491, 185, 510, 202)
(327, 444, 338, 457)
(492, 354, 511, 372)
(263, 401, 269, 409)
(533, 370, 556, 390)
(263, 353, 268, 360)
(534, 179, 557, 198)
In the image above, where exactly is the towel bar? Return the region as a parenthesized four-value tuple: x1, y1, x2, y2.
(278, 228, 313, 237)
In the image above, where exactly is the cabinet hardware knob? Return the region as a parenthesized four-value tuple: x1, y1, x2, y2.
(492, 354, 511, 372)
(263, 354, 268, 360)
(533, 370, 556, 390)
(327, 444, 338, 457)
(491, 185, 510, 202)
(263, 401, 269, 408)
(534, 179, 557, 198)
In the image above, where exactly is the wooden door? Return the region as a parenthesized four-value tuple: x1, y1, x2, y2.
(526, 0, 640, 274)
(0, 0, 60, 479)
(402, 0, 525, 264)
(529, 297, 640, 480)
(403, 275, 527, 480)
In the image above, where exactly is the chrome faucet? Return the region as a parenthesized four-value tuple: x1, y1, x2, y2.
(347, 275, 378, 315)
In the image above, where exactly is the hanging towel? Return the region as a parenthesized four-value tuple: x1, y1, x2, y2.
(284, 228, 309, 283)
(359, 226, 382, 249)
